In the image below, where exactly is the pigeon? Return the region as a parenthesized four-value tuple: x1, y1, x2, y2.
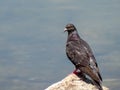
(64, 24, 103, 90)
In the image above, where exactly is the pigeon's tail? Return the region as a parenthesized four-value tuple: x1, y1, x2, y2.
(80, 66, 103, 90)
(93, 79, 103, 90)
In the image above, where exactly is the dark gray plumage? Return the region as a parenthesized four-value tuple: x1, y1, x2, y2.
(64, 24, 103, 90)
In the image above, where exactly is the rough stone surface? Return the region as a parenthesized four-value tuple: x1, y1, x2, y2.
(45, 73, 109, 90)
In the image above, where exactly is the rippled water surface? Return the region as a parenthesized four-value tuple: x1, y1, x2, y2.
(0, 0, 120, 90)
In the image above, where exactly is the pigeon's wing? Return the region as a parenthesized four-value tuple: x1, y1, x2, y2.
(80, 39, 102, 81)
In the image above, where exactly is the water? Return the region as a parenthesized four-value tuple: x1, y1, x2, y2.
(0, 0, 120, 90)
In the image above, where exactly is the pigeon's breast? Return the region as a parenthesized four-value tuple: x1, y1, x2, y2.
(68, 34, 80, 41)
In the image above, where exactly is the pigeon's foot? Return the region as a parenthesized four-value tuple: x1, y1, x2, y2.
(73, 69, 79, 75)
(73, 70, 86, 80)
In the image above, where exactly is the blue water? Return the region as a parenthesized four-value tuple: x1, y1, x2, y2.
(0, 0, 120, 90)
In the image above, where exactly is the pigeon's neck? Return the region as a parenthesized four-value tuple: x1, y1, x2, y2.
(67, 30, 80, 41)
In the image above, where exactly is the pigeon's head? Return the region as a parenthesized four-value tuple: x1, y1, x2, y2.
(64, 24, 77, 33)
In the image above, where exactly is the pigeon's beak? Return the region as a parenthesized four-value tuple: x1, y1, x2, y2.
(64, 28, 68, 32)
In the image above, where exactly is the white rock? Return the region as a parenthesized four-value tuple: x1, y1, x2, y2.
(45, 73, 109, 90)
